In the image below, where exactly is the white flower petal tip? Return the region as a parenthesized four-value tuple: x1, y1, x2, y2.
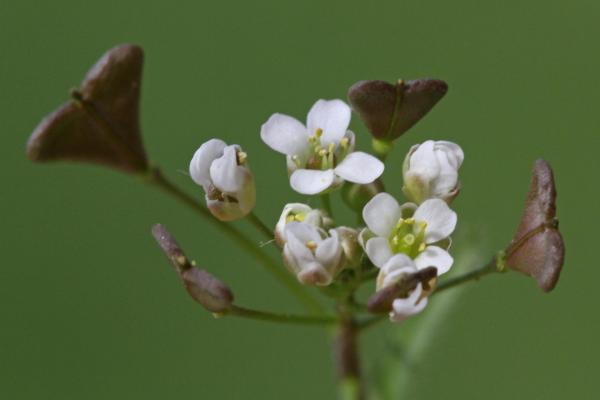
(414, 246, 453, 276)
(403, 140, 464, 204)
(334, 152, 384, 184)
(307, 99, 351, 144)
(362, 193, 401, 237)
(260, 114, 308, 156)
(290, 169, 335, 195)
(189, 139, 255, 221)
(413, 199, 457, 243)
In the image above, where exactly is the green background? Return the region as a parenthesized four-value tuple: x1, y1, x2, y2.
(1, 0, 598, 398)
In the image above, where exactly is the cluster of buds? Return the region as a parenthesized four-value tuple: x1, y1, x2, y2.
(26, 44, 565, 333)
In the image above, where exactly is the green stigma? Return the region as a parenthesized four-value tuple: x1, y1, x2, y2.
(388, 218, 427, 258)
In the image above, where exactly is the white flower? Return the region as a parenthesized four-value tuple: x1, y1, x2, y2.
(261, 99, 384, 195)
(283, 222, 344, 286)
(361, 193, 457, 276)
(189, 138, 255, 221)
(274, 203, 332, 246)
(377, 254, 429, 323)
(403, 140, 464, 204)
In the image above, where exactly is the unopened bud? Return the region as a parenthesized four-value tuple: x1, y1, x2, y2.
(152, 224, 234, 312)
(506, 160, 565, 292)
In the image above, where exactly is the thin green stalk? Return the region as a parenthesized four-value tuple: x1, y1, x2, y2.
(321, 193, 333, 218)
(228, 305, 336, 326)
(246, 211, 273, 240)
(433, 256, 498, 295)
(145, 167, 324, 314)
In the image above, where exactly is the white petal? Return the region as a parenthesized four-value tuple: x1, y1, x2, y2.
(209, 145, 246, 193)
(390, 285, 428, 322)
(286, 228, 316, 265)
(414, 246, 454, 275)
(365, 237, 393, 268)
(189, 138, 227, 188)
(334, 151, 384, 184)
(382, 253, 417, 272)
(260, 113, 308, 156)
(290, 169, 335, 195)
(407, 140, 440, 181)
(285, 221, 321, 243)
(362, 193, 401, 237)
(435, 141, 464, 170)
(413, 199, 457, 243)
(315, 236, 342, 271)
(306, 99, 351, 145)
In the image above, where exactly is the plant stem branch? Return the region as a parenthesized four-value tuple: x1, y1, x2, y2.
(321, 193, 333, 218)
(146, 167, 324, 314)
(334, 316, 363, 400)
(246, 211, 273, 240)
(433, 255, 499, 296)
(228, 305, 336, 326)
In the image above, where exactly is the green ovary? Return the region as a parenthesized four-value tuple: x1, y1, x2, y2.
(388, 218, 427, 258)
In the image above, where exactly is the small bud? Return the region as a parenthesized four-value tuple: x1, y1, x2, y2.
(348, 78, 448, 141)
(332, 227, 362, 267)
(282, 222, 344, 286)
(274, 203, 333, 247)
(152, 224, 234, 313)
(506, 160, 565, 292)
(189, 139, 256, 221)
(341, 178, 385, 213)
(26, 44, 149, 174)
(402, 140, 464, 204)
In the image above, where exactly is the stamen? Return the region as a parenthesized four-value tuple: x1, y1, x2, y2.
(315, 128, 323, 138)
(306, 241, 317, 251)
(236, 151, 247, 165)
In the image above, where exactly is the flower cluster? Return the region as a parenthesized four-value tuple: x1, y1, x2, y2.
(188, 98, 463, 323)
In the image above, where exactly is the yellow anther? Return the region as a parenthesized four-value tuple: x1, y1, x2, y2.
(315, 128, 323, 137)
(318, 149, 327, 157)
(404, 218, 415, 225)
(328, 142, 335, 152)
(340, 137, 349, 148)
(236, 151, 247, 165)
(294, 214, 305, 222)
(418, 242, 426, 252)
(306, 241, 317, 251)
(392, 235, 400, 245)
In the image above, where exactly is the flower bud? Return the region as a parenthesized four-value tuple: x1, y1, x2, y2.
(27, 44, 149, 174)
(402, 140, 464, 204)
(347, 78, 448, 141)
(332, 227, 361, 267)
(282, 222, 344, 286)
(341, 179, 385, 213)
(274, 203, 332, 247)
(189, 139, 256, 221)
(152, 224, 234, 313)
(506, 160, 565, 292)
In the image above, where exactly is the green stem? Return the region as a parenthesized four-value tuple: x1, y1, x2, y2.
(145, 167, 324, 314)
(334, 316, 363, 400)
(321, 193, 333, 218)
(246, 211, 273, 240)
(228, 305, 336, 326)
(433, 255, 499, 295)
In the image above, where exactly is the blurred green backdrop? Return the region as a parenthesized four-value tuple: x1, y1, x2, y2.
(1, 0, 598, 399)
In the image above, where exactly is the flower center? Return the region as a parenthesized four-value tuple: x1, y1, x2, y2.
(291, 128, 350, 170)
(388, 218, 427, 258)
(286, 212, 306, 223)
